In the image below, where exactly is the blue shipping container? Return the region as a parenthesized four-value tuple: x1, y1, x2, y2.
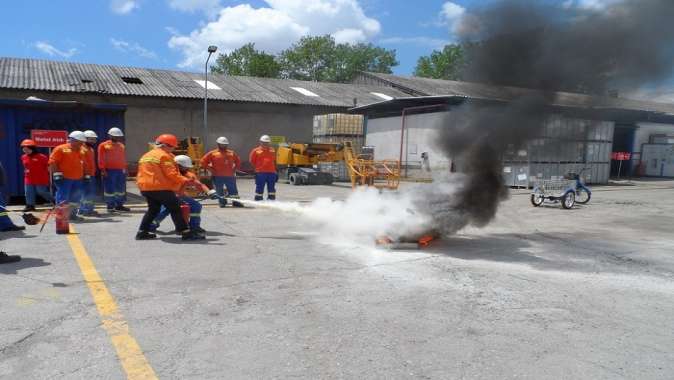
(0, 98, 126, 197)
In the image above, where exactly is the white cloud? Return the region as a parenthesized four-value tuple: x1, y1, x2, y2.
(379, 36, 449, 49)
(34, 41, 78, 58)
(167, 0, 220, 14)
(110, 0, 139, 14)
(168, 0, 381, 68)
(110, 38, 158, 59)
(440, 1, 466, 35)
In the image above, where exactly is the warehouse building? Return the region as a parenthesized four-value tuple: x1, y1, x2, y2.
(351, 72, 674, 183)
(0, 58, 408, 169)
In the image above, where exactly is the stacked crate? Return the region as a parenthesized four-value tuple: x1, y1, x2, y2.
(313, 114, 365, 181)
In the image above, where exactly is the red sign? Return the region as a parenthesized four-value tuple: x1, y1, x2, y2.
(611, 152, 632, 161)
(30, 130, 68, 148)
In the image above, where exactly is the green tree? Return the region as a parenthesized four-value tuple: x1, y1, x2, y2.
(414, 44, 467, 80)
(279, 35, 398, 83)
(211, 43, 281, 78)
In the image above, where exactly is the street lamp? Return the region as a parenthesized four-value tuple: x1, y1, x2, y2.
(204, 45, 217, 149)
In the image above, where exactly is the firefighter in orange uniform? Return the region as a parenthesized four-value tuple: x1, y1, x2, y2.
(249, 135, 277, 201)
(49, 131, 87, 221)
(135, 134, 203, 241)
(200, 136, 243, 207)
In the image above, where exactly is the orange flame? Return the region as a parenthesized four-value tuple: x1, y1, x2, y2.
(418, 235, 435, 247)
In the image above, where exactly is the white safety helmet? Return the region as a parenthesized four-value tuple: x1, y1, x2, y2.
(84, 130, 98, 139)
(68, 130, 86, 142)
(259, 135, 271, 143)
(108, 127, 124, 137)
(174, 155, 193, 168)
(216, 136, 229, 145)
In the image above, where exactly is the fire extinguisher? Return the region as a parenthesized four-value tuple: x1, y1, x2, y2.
(55, 204, 70, 234)
(180, 202, 190, 225)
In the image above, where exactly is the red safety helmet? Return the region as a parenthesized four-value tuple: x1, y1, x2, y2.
(21, 139, 37, 147)
(156, 134, 178, 148)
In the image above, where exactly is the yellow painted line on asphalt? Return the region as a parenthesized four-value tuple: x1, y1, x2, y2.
(66, 226, 158, 380)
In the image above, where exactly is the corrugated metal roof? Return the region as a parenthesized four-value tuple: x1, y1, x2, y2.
(0, 57, 408, 107)
(357, 72, 674, 116)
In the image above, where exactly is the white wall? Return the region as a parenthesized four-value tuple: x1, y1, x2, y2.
(633, 122, 674, 152)
(366, 112, 452, 173)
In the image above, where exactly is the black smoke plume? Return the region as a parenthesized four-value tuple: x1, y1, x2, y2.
(427, 0, 674, 235)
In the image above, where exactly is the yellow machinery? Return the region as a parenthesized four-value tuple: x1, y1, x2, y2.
(276, 143, 345, 166)
(275, 141, 400, 189)
(343, 141, 400, 190)
(276, 143, 345, 185)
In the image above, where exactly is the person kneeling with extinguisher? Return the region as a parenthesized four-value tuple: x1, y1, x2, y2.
(136, 134, 214, 241)
(149, 155, 214, 236)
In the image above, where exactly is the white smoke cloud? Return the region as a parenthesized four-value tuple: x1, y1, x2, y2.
(245, 175, 470, 250)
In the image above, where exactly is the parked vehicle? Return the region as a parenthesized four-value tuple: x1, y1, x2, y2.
(531, 179, 577, 209)
(567, 168, 592, 204)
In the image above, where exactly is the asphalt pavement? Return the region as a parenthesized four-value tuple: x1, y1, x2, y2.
(1, 179, 673, 379)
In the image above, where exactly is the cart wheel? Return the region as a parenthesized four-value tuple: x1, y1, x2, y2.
(289, 174, 300, 185)
(562, 191, 575, 209)
(530, 188, 544, 207)
(576, 187, 591, 204)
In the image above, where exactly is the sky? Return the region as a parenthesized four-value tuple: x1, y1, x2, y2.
(0, 0, 664, 101)
(0, 0, 484, 75)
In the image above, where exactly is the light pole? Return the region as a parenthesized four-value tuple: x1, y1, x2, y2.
(204, 45, 217, 149)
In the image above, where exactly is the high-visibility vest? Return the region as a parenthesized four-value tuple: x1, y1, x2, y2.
(136, 148, 188, 192)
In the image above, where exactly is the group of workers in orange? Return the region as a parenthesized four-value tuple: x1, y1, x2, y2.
(47, 128, 130, 221)
(2, 129, 277, 243)
(135, 133, 278, 240)
(1, 131, 277, 261)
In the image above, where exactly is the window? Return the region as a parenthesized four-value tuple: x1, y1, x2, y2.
(370, 92, 393, 101)
(121, 76, 143, 84)
(290, 87, 319, 97)
(193, 79, 221, 90)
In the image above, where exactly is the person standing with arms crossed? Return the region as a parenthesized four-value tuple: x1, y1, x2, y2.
(135, 134, 203, 241)
(201, 136, 243, 208)
(98, 127, 130, 213)
(249, 135, 277, 201)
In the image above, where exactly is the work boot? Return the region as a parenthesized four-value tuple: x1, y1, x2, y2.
(135, 231, 157, 240)
(232, 201, 244, 208)
(181, 230, 206, 241)
(0, 251, 21, 264)
(115, 205, 131, 212)
(80, 210, 102, 217)
(70, 215, 85, 222)
(0, 225, 26, 232)
(22, 205, 36, 212)
(193, 226, 206, 235)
